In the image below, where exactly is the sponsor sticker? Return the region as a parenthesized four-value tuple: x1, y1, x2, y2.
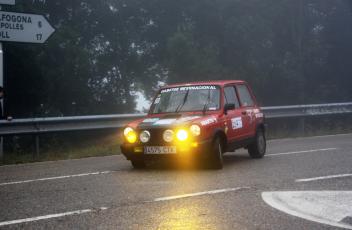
(200, 117, 217, 126)
(176, 116, 200, 123)
(143, 118, 160, 123)
(255, 113, 264, 118)
(231, 117, 243, 129)
(246, 109, 255, 124)
(154, 119, 177, 125)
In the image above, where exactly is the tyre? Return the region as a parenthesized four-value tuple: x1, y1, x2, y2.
(208, 137, 223, 169)
(131, 159, 145, 169)
(248, 129, 266, 158)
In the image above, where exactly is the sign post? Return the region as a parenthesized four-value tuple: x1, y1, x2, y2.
(0, 1, 55, 161)
(0, 41, 2, 161)
(0, 4, 3, 162)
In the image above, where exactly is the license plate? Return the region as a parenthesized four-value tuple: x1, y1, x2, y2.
(144, 146, 177, 154)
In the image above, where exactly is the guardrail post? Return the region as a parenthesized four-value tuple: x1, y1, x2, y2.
(0, 136, 3, 162)
(298, 117, 305, 136)
(35, 135, 40, 158)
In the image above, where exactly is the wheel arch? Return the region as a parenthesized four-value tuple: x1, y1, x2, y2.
(256, 122, 266, 135)
(212, 128, 227, 153)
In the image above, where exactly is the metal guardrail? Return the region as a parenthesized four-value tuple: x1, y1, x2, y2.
(0, 102, 351, 159)
(262, 102, 352, 118)
(1, 102, 352, 136)
(0, 114, 145, 136)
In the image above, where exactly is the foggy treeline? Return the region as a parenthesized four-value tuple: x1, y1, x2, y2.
(3, 0, 352, 117)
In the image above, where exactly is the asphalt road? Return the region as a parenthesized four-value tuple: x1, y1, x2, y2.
(0, 133, 352, 229)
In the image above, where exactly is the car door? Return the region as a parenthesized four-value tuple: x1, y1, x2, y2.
(223, 85, 246, 142)
(235, 84, 256, 138)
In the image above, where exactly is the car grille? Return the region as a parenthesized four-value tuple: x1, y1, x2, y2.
(138, 128, 168, 145)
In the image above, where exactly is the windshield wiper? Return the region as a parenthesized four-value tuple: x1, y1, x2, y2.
(175, 90, 189, 113)
(202, 89, 211, 115)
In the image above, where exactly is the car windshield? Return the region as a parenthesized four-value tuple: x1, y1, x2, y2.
(150, 85, 221, 114)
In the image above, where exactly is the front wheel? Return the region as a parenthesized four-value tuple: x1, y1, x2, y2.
(208, 137, 223, 169)
(248, 129, 266, 159)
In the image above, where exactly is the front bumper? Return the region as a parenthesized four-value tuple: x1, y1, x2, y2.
(120, 139, 212, 161)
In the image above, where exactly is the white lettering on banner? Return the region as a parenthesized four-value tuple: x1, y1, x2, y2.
(161, 85, 217, 93)
(231, 117, 243, 129)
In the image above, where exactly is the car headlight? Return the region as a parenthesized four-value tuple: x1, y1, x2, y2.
(124, 127, 133, 136)
(190, 125, 201, 136)
(176, 129, 188, 141)
(123, 127, 137, 144)
(140, 130, 151, 143)
(163, 129, 174, 143)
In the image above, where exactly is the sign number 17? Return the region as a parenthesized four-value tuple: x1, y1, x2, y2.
(36, 34, 42, 41)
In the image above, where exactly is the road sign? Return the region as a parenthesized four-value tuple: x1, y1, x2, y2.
(0, 11, 55, 43)
(0, 0, 15, 5)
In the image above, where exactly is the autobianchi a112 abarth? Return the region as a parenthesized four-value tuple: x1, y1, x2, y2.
(121, 80, 266, 169)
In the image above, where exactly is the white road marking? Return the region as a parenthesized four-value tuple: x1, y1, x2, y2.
(0, 171, 112, 186)
(269, 133, 352, 142)
(153, 187, 249, 202)
(267, 148, 337, 157)
(138, 180, 174, 185)
(262, 191, 352, 229)
(0, 207, 108, 227)
(296, 173, 352, 182)
(0, 155, 120, 168)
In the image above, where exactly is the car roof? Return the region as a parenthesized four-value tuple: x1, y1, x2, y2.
(161, 80, 245, 89)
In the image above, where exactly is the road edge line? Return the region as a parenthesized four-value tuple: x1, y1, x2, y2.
(152, 187, 250, 202)
(0, 207, 108, 227)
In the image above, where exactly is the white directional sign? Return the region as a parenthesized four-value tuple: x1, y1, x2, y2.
(0, 0, 15, 5)
(0, 11, 55, 43)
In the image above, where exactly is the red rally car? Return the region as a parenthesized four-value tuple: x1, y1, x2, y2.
(120, 80, 266, 169)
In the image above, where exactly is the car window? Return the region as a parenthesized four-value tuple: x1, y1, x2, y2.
(236, 84, 254, 107)
(224, 86, 240, 108)
(151, 86, 221, 113)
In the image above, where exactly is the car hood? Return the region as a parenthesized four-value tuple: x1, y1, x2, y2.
(136, 113, 218, 129)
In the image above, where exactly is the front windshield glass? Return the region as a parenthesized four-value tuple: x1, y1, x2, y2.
(151, 85, 220, 114)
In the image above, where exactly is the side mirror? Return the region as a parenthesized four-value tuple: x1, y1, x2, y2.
(224, 103, 235, 114)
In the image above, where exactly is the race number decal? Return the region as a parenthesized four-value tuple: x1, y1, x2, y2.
(231, 117, 243, 129)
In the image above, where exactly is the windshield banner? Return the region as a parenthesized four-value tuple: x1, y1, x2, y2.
(161, 85, 217, 93)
